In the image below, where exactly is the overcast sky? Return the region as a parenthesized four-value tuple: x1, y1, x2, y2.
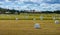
(0, 0, 60, 11)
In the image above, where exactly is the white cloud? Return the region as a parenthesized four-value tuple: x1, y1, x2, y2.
(0, 2, 4, 5)
(0, 0, 60, 11)
(30, 0, 43, 3)
(5, 0, 10, 2)
(39, 3, 60, 11)
(47, 0, 52, 1)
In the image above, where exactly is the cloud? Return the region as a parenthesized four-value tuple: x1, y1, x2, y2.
(39, 3, 60, 11)
(0, 2, 4, 5)
(44, 0, 60, 4)
(0, 0, 60, 11)
(5, 0, 10, 2)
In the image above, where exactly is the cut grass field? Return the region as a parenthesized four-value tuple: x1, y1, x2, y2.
(0, 13, 60, 35)
(0, 13, 60, 20)
(0, 20, 60, 35)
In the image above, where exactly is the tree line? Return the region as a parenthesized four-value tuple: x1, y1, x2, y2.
(0, 8, 60, 15)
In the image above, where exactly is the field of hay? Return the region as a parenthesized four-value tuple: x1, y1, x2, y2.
(0, 13, 60, 20)
(0, 14, 60, 35)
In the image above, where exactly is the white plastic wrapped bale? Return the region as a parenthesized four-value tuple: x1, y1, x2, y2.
(40, 16, 43, 20)
(53, 17, 56, 20)
(34, 23, 40, 29)
(16, 18, 18, 20)
(55, 20, 59, 24)
(25, 16, 28, 19)
(7, 15, 10, 16)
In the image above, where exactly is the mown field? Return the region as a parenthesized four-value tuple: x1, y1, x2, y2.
(0, 20, 60, 35)
(0, 13, 60, 35)
(0, 13, 60, 20)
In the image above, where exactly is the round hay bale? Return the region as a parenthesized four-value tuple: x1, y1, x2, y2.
(55, 20, 59, 24)
(7, 15, 10, 16)
(25, 16, 28, 19)
(40, 16, 43, 20)
(16, 18, 18, 20)
(34, 23, 40, 29)
(53, 17, 56, 20)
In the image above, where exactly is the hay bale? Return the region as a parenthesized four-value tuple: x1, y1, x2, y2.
(7, 15, 10, 16)
(40, 16, 43, 20)
(53, 17, 56, 20)
(55, 20, 59, 24)
(25, 16, 28, 19)
(34, 23, 40, 29)
(16, 18, 18, 20)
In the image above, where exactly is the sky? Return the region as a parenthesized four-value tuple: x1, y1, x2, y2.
(0, 0, 60, 11)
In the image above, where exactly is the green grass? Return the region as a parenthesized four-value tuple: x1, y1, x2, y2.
(0, 13, 60, 35)
(0, 14, 60, 20)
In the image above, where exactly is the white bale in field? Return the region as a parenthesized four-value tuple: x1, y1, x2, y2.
(16, 18, 18, 20)
(7, 15, 10, 16)
(25, 16, 28, 19)
(40, 16, 43, 20)
(34, 23, 40, 29)
(55, 20, 59, 24)
(53, 17, 56, 20)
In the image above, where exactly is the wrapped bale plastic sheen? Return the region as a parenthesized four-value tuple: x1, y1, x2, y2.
(55, 20, 59, 24)
(34, 23, 40, 29)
